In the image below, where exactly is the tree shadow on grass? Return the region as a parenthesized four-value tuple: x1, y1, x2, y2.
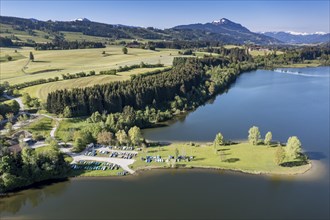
(218, 148, 230, 152)
(33, 60, 51, 63)
(148, 142, 171, 147)
(223, 158, 240, 163)
(281, 160, 308, 167)
(193, 158, 205, 161)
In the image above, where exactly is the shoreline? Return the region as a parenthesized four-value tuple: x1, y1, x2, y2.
(132, 161, 313, 177)
(0, 160, 317, 197)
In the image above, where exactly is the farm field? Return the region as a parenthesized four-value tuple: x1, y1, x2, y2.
(0, 23, 54, 44)
(249, 49, 284, 57)
(60, 31, 113, 42)
(0, 46, 178, 85)
(21, 67, 167, 100)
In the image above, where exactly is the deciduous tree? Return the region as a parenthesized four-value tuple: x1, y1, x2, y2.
(97, 131, 114, 146)
(128, 126, 142, 146)
(213, 132, 224, 147)
(29, 52, 34, 61)
(5, 122, 13, 134)
(275, 146, 285, 165)
(5, 113, 14, 123)
(285, 136, 302, 161)
(264, 131, 272, 145)
(122, 47, 128, 54)
(175, 148, 179, 159)
(116, 130, 128, 146)
(248, 126, 260, 145)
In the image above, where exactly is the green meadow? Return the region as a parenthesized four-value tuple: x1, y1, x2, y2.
(0, 46, 177, 85)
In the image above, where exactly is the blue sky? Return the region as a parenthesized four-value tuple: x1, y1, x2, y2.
(1, 0, 329, 33)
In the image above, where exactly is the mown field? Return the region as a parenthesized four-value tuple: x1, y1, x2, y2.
(249, 50, 284, 57)
(0, 46, 178, 85)
(21, 67, 167, 101)
(131, 142, 310, 175)
(0, 23, 54, 44)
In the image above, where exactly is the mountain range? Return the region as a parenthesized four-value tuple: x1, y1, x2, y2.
(262, 31, 329, 44)
(173, 18, 280, 44)
(0, 16, 328, 45)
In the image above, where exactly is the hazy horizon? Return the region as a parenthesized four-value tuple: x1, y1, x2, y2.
(1, 0, 329, 33)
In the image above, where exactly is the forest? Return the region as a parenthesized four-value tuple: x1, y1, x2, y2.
(0, 146, 70, 193)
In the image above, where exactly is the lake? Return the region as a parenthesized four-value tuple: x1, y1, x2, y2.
(1, 67, 329, 219)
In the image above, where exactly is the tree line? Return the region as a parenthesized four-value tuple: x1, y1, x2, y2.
(35, 40, 105, 50)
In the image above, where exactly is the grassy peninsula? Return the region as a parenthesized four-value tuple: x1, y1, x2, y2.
(131, 142, 311, 175)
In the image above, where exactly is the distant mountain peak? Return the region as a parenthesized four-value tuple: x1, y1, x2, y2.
(74, 18, 91, 22)
(212, 18, 231, 25)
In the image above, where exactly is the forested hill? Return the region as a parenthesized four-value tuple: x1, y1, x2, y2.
(0, 16, 279, 45)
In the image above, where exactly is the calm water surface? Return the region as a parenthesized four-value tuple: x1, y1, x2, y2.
(1, 67, 329, 219)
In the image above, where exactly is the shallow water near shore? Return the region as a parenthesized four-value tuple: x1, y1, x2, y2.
(1, 67, 329, 219)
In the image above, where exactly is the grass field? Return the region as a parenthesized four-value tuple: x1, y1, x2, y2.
(249, 50, 284, 57)
(223, 45, 244, 49)
(21, 67, 167, 101)
(60, 31, 111, 42)
(0, 49, 26, 63)
(194, 52, 221, 57)
(55, 118, 88, 141)
(131, 142, 310, 175)
(25, 116, 54, 137)
(0, 46, 178, 85)
(35, 145, 56, 154)
(0, 23, 53, 44)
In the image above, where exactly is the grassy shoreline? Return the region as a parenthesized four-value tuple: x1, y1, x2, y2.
(129, 142, 311, 176)
(133, 162, 312, 176)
